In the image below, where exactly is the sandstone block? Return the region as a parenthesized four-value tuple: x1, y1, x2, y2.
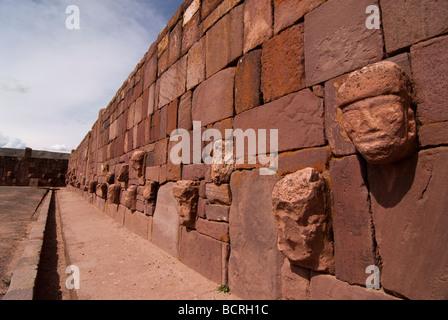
(192, 68, 235, 126)
(281, 258, 310, 300)
(205, 204, 230, 222)
(167, 99, 178, 136)
(173, 180, 199, 228)
(330, 155, 375, 286)
(261, 24, 305, 103)
(196, 218, 229, 242)
(143, 53, 157, 91)
(304, 0, 383, 86)
(202, 0, 222, 19)
(182, 164, 206, 181)
(205, 5, 243, 78)
(228, 170, 283, 300)
(233, 89, 325, 153)
(152, 182, 180, 258)
(158, 56, 187, 108)
(235, 49, 262, 115)
(310, 273, 399, 300)
(368, 148, 448, 300)
(243, 0, 272, 53)
(381, 0, 448, 54)
(277, 146, 329, 176)
(178, 91, 193, 131)
(205, 183, 231, 205)
(272, 168, 334, 272)
(182, 10, 201, 55)
(418, 122, 448, 148)
(186, 38, 205, 91)
(168, 21, 182, 67)
(179, 227, 229, 285)
(274, 0, 325, 34)
(124, 210, 150, 240)
(411, 35, 448, 123)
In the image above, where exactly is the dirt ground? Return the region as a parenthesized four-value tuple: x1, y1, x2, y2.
(0, 187, 48, 298)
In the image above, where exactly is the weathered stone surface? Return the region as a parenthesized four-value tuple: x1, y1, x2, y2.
(205, 204, 230, 222)
(337, 62, 417, 165)
(205, 183, 231, 205)
(182, 9, 201, 55)
(178, 91, 193, 131)
(277, 146, 329, 176)
(179, 227, 229, 284)
(143, 53, 157, 91)
(304, 0, 383, 86)
(123, 185, 137, 210)
(235, 49, 262, 115)
(261, 24, 305, 103)
(419, 122, 448, 148)
(243, 0, 272, 53)
(105, 172, 115, 185)
(272, 168, 334, 272)
(228, 170, 283, 300)
(324, 75, 357, 156)
(142, 181, 158, 201)
(330, 155, 375, 286)
(202, 0, 222, 19)
(168, 21, 182, 67)
(368, 148, 448, 300)
(182, 164, 206, 181)
(145, 166, 160, 182)
(124, 210, 150, 240)
(167, 99, 178, 136)
(274, 0, 325, 34)
(116, 165, 129, 183)
(95, 183, 107, 200)
(192, 68, 235, 126)
(310, 273, 399, 300)
(88, 180, 97, 194)
(152, 182, 180, 258)
(381, 0, 448, 54)
(173, 180, 199, 228)
(130, 151, 146, 178)
(196, 218, 229, 242)
(281, 258, 310, 300)
(107, 184, 121, 205)
(158, 56, 187, 108)
(205, 5, 243, 78)
(411, 35, 448, 123)
(233, 89, 324, 153)
(186, 38, 205, 91)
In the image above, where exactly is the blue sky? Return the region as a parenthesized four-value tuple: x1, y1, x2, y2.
(0, 0, 183, 152)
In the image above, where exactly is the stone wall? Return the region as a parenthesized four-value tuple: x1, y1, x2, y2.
(0, 148, 69, 187)
(67, 0, 448, 300)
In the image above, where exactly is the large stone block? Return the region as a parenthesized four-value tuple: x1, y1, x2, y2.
(419, 122, 448, 148)
(179, 227, 229, 285)
(304, 0, 383, 86)
(261, 24, 305, 103)
(277, 146, 329, 176)
(243, 0, 272, 54)
(205, 5, 243, 78)
(124, 210, 150, 240)
(233, 89, 325, 153)
(205, 183, 231, 205)
(310, 273, 399, 300)
(281, 258, 310, 300)
(324, 75, 357, 157)
(381, 0, 448, 54)
(228, 170, 283, 300)
(330, 155, 376, 286)
(235, 49, 262, 115)
(411, 36, 448, 124)
(368, 148, 448, 300)
(273, 0, 325, 34)
(186, 37, 205, 91)
(152, 182, 180, 258)
(158, 56, 187, 109)
(192, 68, 235, 126)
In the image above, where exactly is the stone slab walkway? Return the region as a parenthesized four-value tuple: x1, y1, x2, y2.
(57, 188, 239, 300)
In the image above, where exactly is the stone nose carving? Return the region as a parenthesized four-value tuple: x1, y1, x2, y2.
(337, 61, 417, 164)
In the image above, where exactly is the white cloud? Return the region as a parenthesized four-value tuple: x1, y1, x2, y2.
(0, 132, 27, 149)
(0, 0, 180, 151)
(45, 144, 71, 153)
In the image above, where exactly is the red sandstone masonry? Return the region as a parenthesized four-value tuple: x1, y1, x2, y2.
(67, 0, 448, 300)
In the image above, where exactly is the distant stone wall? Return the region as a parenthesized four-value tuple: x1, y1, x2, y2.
(0, 148, 69, 187)
(67, 0, 448, 300)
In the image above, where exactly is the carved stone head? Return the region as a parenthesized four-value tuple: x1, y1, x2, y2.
(337, 61, 417, 164)
(130, 151, 146, 177)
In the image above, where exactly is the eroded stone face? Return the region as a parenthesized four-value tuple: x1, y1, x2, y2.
(124, 185, 138, 210)
(130, 151, 146, 177)
(272, 168, 334, 273)
(337, 61, 417, 164)
(96, 183, 107, 199)
(173, 180, 199, 228)
(107, 184, 121, 205)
